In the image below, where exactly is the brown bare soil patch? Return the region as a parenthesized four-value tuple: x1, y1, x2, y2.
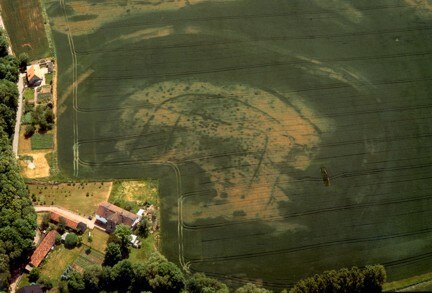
(18, 126, 32, 153)
(20, 151, 50, 178)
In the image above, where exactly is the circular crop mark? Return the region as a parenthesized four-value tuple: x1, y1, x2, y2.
(118, 81, 332, 226)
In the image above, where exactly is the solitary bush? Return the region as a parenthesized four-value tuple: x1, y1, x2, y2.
(18, 53, 29, 70)
(28, 267, 40, 282)
(55, 235, 62, 245)
(24, 124, 35, 138)
(38, 276, 53, 290)
(65, 233, 78, 249)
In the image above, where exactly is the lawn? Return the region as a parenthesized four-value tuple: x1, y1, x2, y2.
(27, 182, 112, 217)
(31, 133, 53, 150)
(82, 228, 109, 253)
(0, 0, 51, 59)
(46, 0, 432, 290)
(45, 73, 53, 85)
(39, 245, 82, 287)
(23, 88, 34, 102)
(129, 233, 159, 264)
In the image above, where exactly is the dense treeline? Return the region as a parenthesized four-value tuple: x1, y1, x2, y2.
(290, 265, 386, 293)
(0, 121, 37, 291)
(0, 79, 19, 137)
(0, 30, 20, 139)
(0, 31, 37, 291)
(64, 260, 386, 292)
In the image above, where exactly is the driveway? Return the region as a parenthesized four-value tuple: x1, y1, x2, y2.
(34, 205, 96, 229)
(12, 74, 26, 157)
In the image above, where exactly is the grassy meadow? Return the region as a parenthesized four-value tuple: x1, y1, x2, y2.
(0, 0, 50, 59)
(28, 181, 111, 217)
(45, 0, 432, 290)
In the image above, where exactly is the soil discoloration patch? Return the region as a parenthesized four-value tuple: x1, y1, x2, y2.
(20, 151, 50, 178)
(119, 81, 332, 224)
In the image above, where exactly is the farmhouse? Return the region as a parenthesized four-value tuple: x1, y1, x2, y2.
(29, 230, 58, 268)
(26, 64, 43, 87)
(49, 211, 87, 234)
(95, 202, 139, 233)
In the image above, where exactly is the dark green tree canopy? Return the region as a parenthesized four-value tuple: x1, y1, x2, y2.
(235, 283, 271, 293)
(187, 273, 229, 293)
(290, 265, 387, 293)
(65, 233, 78, 249)
(0, 36, 8, 58)
(103, 242, 123, 267)
(0, 56, 19, 83)
(0, 130, 36, 290)
(143, 253, 185, 293)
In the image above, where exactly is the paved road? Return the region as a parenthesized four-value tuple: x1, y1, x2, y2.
(34, 205, 96, 229)
(12, 74, 25, 157)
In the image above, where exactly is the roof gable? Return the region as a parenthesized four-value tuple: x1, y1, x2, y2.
(96, 202, 138, 226)
(50, 211, 79, 230)
(30, 230, 58, 267)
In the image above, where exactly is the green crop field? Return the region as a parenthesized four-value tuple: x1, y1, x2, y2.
(45, 0, 432, 290)
(0, 0, 50, 59)
(31, 133, 53, 149)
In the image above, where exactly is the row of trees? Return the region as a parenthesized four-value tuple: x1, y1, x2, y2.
(0, 79, 19, 138)
(62, 224, 387, 293)
(66, 252, 298, 293)
(64, 225, 229, 292)
(290, 265, 386, 293)
(0, 31, 37, 291)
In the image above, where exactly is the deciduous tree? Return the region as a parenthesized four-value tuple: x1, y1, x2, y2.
(103, 242, 123, 267)
(187, 273, 229, 293)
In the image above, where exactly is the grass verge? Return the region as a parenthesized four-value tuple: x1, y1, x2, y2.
(24, 88, 34, 101)
(39, 245, 82, 287)
(128, 233, 159, 264)
(384, 272, 432, 292)
(82, 228, 109, 253)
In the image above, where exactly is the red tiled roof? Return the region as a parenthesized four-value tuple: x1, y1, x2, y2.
(27, 66, 35, 81)
(50, 212, 79, 230)
(96, 202, 138, 227)
(30, 230, 58, 267)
